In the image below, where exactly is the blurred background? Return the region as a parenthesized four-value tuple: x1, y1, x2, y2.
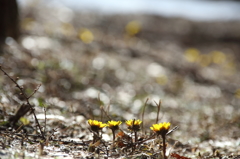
(18, 0, 240, 21)
(0, 0, 240, 156)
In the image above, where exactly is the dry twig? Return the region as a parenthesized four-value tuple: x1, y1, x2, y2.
(0, 65, 44, 139)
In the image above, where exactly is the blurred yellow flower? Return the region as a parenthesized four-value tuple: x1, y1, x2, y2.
(150, 122, 171, 135)
(88, 119, 107, 132)
(235, 89, 240, 98)
(125, 119, 142, 131)
(198, 54, 212, 67)
(156, 75, 168, 85)
(210, 51, 226, 64)
(79, 28, 94, 44)
(184, 48, 200, 62)
(125, 20, 141, 36)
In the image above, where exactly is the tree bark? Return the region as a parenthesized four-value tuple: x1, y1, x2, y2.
(0, 0, 19, 52)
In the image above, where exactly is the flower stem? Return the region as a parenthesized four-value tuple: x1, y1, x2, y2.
(93, 131, 99, 143)
(134, 131, 138, 143)
(112, 129, 115, 143)
(161, 134, 167, 159)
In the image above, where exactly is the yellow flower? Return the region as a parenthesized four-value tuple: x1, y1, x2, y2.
(150, 122, 171, 136)
(125, 20, 141, 36)
(107, 120, 122, 130)
(88, 119, 107, 132)
(79, 28, 94, 44)
(125, 119, 142, 131)
(184, 48, 200, 63)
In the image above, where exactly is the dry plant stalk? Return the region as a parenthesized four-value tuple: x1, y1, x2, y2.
(141, 98, 149, 133)
(0, 65, 44, 139)
(154, 100, 162, 124)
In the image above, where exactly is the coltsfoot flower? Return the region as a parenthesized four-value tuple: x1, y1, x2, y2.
(107, 120, 122, 131)
(88, 119, 107, 132)
(150, 122, 171, 136)
(107, 120, 122, 142)
(125, 119, 142, 131)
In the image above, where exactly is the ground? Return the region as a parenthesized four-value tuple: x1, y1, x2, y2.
(0, 1, 240, 159)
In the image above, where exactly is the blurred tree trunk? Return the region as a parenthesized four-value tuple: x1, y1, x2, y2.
(0, 0, 19, 52)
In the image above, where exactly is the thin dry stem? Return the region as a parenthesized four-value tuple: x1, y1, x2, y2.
(100, 106, 112, 120)
(154, 100, 161, 124)
(0, 66, 45, 139)
(44, 107, 47, 134)
(167, 126, 178, 136)
(141, 98, 149, 133)
(27, 84, 41, 99)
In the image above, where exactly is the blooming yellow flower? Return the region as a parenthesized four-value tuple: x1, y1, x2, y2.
(150, 122, 171, 136)
(88, 119, 107, 132)
(125, 119, 142, 131)
(107, 120, 122, 130)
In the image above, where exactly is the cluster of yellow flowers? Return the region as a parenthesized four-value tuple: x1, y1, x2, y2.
(88, 119, 170, 135)
(88, 119, 171, 159)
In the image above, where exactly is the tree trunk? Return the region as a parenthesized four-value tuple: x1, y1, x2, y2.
(0, 0, 19, 52)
